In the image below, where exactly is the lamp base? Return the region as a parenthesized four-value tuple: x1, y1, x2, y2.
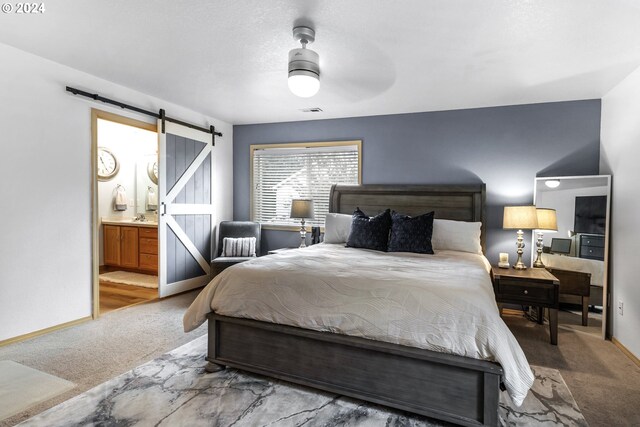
(533, 231, 545, 268)
(299, 219, 307, 248)
(513, 260, 528, 270)
(533, 258, 545, 268)
(513, 229, 527, 269)
(513, 250, 528, 269)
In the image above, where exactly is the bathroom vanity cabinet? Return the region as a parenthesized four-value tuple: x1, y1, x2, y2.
(103, 224, 158, 274)
(138, 227, 159, 272)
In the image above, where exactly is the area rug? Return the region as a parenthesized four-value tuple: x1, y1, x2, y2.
(19, 336, 587, 426)
(0, 361, 74, 421)
(98, 271, 158, 289)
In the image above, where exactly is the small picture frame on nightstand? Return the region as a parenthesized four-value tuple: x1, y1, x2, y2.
(498, 252, 510, 268)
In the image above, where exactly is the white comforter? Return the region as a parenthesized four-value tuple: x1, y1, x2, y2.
(541, 253, 604, 287)
(184, 244, 534, 406)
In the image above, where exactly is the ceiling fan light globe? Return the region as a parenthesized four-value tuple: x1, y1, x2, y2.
(288, 73, 320, 98)
(288, 45, 320, 98)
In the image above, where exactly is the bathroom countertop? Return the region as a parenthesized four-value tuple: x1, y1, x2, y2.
(101, 218, 158, 228)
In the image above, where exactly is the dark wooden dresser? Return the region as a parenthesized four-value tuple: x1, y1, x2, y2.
(579, 234, 605, 261)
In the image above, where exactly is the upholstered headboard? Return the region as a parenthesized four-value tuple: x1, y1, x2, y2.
(329, 184, 487, 253)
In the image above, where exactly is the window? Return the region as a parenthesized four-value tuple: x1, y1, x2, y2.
(251, 140, 361, 228)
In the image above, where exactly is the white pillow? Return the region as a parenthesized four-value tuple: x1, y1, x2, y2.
(222, 237, 256, 257)
(324, 213, 352, 243)
(431, 219, 482, 254)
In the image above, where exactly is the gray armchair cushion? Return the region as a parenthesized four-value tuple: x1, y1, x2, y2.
(212, 256, 255, 264)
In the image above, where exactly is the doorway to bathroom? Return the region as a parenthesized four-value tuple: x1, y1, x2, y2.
(91, 109, 159, 316)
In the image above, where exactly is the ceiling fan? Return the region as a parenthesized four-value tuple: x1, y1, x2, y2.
(285, 23, 395, 102)
(288, 26, 320, 98)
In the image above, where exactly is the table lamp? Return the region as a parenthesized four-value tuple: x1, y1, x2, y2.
(533, 208, 558, 268)
(290, 199, 314, 248)
(503, 206, 539, 270)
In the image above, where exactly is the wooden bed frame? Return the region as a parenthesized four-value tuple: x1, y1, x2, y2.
(206, 184, 503, 426)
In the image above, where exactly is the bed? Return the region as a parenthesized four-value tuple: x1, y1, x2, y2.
(184, 184, 533, 427)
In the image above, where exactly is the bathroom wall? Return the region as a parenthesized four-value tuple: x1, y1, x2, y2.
(0, 42, 233, 342)
(97, 119, 158, 265)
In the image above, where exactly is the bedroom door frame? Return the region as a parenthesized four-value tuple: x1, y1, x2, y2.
(90, 108, 158, 319)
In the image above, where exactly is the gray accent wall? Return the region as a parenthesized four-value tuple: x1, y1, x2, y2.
(233, 100, 601, 262)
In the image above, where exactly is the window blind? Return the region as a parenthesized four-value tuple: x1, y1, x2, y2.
(252, 143, 360, 227)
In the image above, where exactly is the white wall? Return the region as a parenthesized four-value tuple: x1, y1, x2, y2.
(97, 120, 157, 265)
(600, 65, 640, 358)
(0, 43, 233, 342)
(97, 120, 157, 221)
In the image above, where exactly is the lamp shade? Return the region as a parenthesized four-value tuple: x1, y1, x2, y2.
(536, 208, 558, 231)
(503, 206, 539, 230)
(290, 199, 314, 219)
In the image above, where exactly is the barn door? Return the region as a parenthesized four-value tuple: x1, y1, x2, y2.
(158, 121, 214, 298)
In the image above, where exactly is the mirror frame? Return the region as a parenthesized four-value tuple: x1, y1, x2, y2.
(533, 175, 612, 339)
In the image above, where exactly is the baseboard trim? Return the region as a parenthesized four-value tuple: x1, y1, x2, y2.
(0, 316, 92, 348)
(612, 336, 640, 367)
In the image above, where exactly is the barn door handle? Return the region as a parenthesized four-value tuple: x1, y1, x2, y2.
(160, 202, 166, 216)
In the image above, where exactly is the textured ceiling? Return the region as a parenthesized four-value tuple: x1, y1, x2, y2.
(1, 0, 640, 124)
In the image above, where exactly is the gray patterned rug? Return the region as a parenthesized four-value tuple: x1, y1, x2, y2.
(19, 335, 587, 426)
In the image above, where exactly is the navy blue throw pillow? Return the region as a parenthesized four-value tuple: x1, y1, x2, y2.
(388, 211, 435, 254)
(346, 208, 392, 252)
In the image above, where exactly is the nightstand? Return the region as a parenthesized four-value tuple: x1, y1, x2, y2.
(267, 247, 298, 255)
(491, 266, 560, 345)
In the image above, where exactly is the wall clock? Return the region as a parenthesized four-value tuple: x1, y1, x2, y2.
(97, 147, 120, 181)
(147, 160, 158, 185)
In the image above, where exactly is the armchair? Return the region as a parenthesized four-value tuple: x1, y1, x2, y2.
(212, 221, 261, 275)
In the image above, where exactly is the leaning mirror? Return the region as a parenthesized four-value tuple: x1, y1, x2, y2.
(136, 155, 159, 215)
(533, 175, 611, 339)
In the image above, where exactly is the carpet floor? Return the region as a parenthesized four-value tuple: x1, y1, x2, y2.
(0, 289, 638, 426)
(0, 290, 206, 427)
(16, 336, 586, 427)
(502, 310, 640, 426)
